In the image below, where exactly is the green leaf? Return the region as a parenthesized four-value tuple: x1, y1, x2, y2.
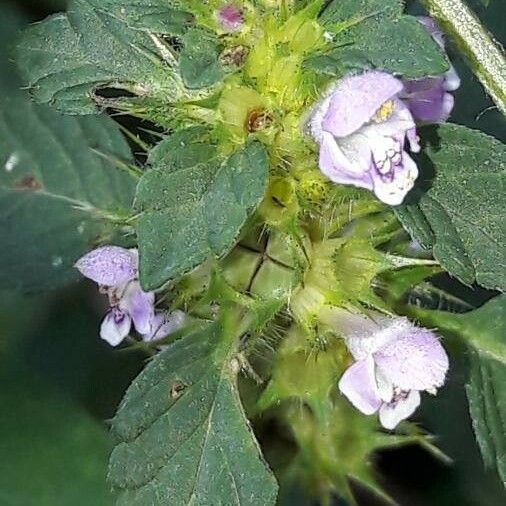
(85, 0, 193, 35)
(395, 124, 506, 292)
(135, 139, 269, 290)
(410, 296, 506, 487)
(0, 7, 136, 293)
(108, 314, 278, 505)
(317, 0, 448, 78)
(0, 358, 114, 505)
(16, 0, 184, 114)
(467, 350, 506, 487)
(180, 28, 224, 88)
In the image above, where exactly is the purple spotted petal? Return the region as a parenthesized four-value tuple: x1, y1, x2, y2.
(338, 356, 382, 415)
(100, 308, 131, 346)
(374, 327, 449, 392)
(75, 246, 138, 286)
(370, 150, 419, 206)
(322, 71, 404, 137)
(379, 390, 421, 430)
(142, 310, 186, 342)
(119, 281, 155, 335)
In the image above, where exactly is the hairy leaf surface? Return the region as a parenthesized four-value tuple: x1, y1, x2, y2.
(109, 317, 278, 505)
(16, 0, 183, 114)
(396, 125, 506, 291)
(412, 296, 506, 487)
(0, 8, 136, 292)
(316, 0, 448, 78)
(135, 139, 269, 290)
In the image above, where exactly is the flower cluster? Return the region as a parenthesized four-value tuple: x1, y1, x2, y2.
(329, 309, 449, 429)
(309, 17, 459, 206)
(75, 246, 185, 346)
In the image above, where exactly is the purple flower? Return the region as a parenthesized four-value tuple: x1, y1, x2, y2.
(401, 17, 460, 124)
(75, 246, 155, 346)
(143, 310, 186, 342)
(217, 4, 244, 32)
(309, 71, 421, 206)
(333, 310, 449, 429)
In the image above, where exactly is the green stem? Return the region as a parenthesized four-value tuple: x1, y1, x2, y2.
(420, 0, 506, 115)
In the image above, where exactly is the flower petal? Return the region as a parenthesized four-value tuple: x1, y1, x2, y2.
(374, 326, 449, 392)
(338, 356, 382, 415)
(119, 281, 155, 335)
(100, 309, 131, 346)
(403, 78, 454, 123)
(75, 246, 138, 286)
(319, 133, 373, 188)
(370, 150, 419, 206)
(143, 310, 186, 342)
(322, 71, 403, 138)
(444, 65, 461, 92)
(379, 390, 421, 430)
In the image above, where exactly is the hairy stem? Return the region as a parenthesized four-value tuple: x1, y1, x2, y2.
(421, 0, 506, 115)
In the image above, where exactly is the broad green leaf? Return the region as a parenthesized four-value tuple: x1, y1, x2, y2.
(0, 358, 114, 505)
(16, 0, 184, 114)
(135, 139, 269, 290)
(0, 22, 136, 292)
(316, 0, 448, 78)
(412, 295, 506, 365)
(179, 28, 224, 88)
(108, 315, 278, 505)
(411, 296, 506, 486)
(395, 125, 506, 292)
(86, 0, 193, 35)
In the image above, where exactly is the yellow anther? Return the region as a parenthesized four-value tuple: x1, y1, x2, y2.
(373, 100, 395, 123)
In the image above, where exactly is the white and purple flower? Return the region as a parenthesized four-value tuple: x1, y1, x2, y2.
(401, 17, 461, 124)
(332, 309, 449, 429)
(75, 246, 185, 346)
(309, 71, 421, 206)
(309, 19, 459, 207)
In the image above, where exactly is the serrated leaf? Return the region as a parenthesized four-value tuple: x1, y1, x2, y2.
(395, 125, 506, 292)
(108, 315, 278, 505)
(16, 0, 183, 114)
(0, 10, 136, 293)
(135, 139, 269, 290)
(408, 296, 506, 487)
(316, 0, 448, 78)
(467, 350, 506, 487)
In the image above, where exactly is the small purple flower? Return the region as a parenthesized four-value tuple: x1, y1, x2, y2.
(74, 246, 138, 286)
(217, 4, 244, 32)
(75, 246, 155, 346)
(401, 17, 460, 124)
(333, 310, 449, 429)
(143, 310, 186, 342)
(309, 71, 421, 206)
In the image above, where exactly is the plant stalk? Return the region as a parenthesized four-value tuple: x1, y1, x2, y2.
(421, 0, 506, 115)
